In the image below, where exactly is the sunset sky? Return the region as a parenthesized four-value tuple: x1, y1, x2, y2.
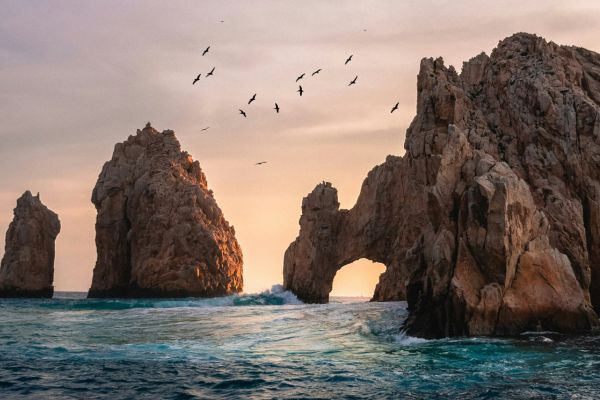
(1, 0, 600, 295)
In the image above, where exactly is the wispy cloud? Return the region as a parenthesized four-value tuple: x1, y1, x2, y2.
(1, 0, 599, 293)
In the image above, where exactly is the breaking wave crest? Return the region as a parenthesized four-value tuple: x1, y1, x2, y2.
(231, 284, 303, 306)
(393, 331, 429, 345)
(18, 285, 303, 311)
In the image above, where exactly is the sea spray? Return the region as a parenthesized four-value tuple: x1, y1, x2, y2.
(29, 285, 303, 311)
(393, 331, 429, 346)
(232, 284, 303, 306)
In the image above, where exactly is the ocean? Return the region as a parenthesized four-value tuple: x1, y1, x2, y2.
(0, 286, 599, 399)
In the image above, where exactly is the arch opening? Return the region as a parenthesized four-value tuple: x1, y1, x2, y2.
(330, 259, 387, 299)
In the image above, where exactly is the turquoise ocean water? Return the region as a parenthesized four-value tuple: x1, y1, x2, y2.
(1, 286, 599, 399)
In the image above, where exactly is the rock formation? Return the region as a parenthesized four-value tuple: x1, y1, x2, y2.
(0, 191, 60, 298)
(283, 33, 600, 337)
(88, 123, 243, 298)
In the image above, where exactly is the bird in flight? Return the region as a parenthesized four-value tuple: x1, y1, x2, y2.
(348, 76, 358, 86)
(255, 161, 267, 165)
(248, 93, 257, 104)
(192, 74, 201, 85)
(311, 69, 322, 76)
(390, 102, 399, 113)
(297, 85, 304, 96)
(345, 55, 353, 65)
(239, 109, 247, 118)
(201, 126, 210, 131)
(296, 73, 305, 82)
(202, 46, 210, 56)
(206, 67, 215, 77)
(274, 103, 280, 113)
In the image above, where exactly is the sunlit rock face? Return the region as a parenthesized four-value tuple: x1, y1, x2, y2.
(0, 191, 60, 298)
(284, 33, 600, 337)
(88, 123, 243, 298)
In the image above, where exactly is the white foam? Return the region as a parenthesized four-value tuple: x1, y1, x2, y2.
(520, 330, 560, 336)
(394, 331, 429, 346)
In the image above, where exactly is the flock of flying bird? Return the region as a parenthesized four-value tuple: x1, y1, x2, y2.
(192, 45, 400, 165)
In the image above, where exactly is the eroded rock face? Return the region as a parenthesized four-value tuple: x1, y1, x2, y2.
(0, 191, 60, 298)
(283, 33, 600, 337)
(88, 123, 243, 298)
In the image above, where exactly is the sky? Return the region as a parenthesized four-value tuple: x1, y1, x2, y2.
(1, 0, 600, 295)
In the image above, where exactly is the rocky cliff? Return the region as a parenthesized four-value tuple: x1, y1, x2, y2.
(88, 123, 243, 298)
(0, 191, 60, 298)
(283, 33, 600, 337)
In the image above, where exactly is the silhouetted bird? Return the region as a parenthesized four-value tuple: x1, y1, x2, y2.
(239, 109, 247, 118)
(193, 74, 201, 84)
(390, 102, 399, 113)
(255, 161, 267, 165)
(248, 93, 257, 104)
(348, 76, 358, 86)
(274, 103, 280, 113)
(311, 69, 322, 76)
(206, 67, 215, 77)
(202, 46, 210, 56)
(298, 85, 304, 96)
(201, 126, 210, 131)
(220, 20, 224, 23)
(345, 55, 353, 65)
(296, 73, 305, 82)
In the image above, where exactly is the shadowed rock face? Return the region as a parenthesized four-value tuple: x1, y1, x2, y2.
(0, 191, 60, 298)
(283, 33, 600, 337)
(88, 123, 243, 298)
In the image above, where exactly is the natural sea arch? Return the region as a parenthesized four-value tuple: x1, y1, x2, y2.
(283, 180, 412, 304)
(330, 259, 387, 298)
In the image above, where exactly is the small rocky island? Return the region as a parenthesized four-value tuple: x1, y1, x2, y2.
(284, 33, 600, 337)
(88, 123, 243, 298)
(0, 191, 61, 298)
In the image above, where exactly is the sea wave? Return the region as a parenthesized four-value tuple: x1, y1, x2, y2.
(25, 285, 303, 311)
(232, 284, 303, 306)
(393, 331, 429, 346)
(2, 294, 600, 398)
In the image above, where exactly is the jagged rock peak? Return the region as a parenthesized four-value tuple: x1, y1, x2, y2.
(88, 124, 243, 298)
(302, 182, 339, 210)
(283, 33, 600, 337)
(0, 191, 60, 298)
